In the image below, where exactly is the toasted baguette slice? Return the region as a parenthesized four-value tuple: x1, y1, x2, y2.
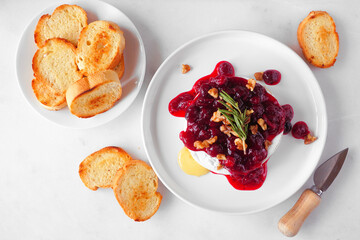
(76, 20, 125, 76)
(113, 54, 125, 80)
(297, 11, 339, 68)
(113, 160, 162, 221)
(79, 146, 132, 191)
(34, 4, 87, 48)
(66, 69, 122, 118)
(32, 38, 82, 110)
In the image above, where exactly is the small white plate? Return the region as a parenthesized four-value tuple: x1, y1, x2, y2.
(16, 0, 146, 128)
(142, 30, 327, 214)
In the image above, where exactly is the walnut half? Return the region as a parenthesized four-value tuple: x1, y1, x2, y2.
(246, 78, 256, 91)
(250, 125, 258, 135)
(257, 118, 267, 130)
(211, 110, 225, 122)
(208, 88, 219, 98)
(304, 133, 317, 145)
(182, 64, 191, 74)
(254, 72, 263, 81)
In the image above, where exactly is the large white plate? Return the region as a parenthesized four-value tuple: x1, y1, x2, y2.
(142, 30, 327, 214)
(16, 0, 145, 128)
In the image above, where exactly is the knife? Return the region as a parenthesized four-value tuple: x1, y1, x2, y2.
(278, 148, 349, 237)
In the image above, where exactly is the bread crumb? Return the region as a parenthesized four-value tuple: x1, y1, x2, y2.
(182, 64, 191, 74)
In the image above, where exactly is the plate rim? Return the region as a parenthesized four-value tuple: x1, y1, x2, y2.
(141, 29, 327, 214)
(15, 0, 146, 129)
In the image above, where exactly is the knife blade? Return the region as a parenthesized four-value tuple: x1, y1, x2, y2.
(278, 148, 349, 237)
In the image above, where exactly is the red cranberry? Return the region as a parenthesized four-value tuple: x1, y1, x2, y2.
(185, 105, 200, 123)
(198, 83, 213, 97)
(213, 76, 227, 86)
(195, 97, 214, 107)
(282, 104, 294, 122)
(198, 129, 211, 140)
(283, 121, 292, 135)
(224, 156, 235, 168)
(217, 61, 234, 76)
(193, 79, 209, 93)
(168, 92, 195, 116)
(263, 103, 285, 135)
(248, 133, 265, 150)
(292, 121, 310, 139)
(213, 99, 223, 108)
(209, 127, 221, 137)
(235, 86, 250, 101)
(263, 70, 281, 85)
(250, 96, 260, 105)
(252, 105, 265, 118)
(198, 108, 213, 123)
(206, 144, 224, 157)
(226, 136, 238, 152)
(253, 85, 268, 102)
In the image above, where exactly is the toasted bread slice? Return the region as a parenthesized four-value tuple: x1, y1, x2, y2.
(297, 11, 339, 68)
(32, 38, 82, 110)
(113, 160, 162, 221)
(34, 4, 87, 48)
(76, 20, 125, 76)
(113, 54, 125, 80)
(66, 69, 122, 118)
(79, 146, 132, 191)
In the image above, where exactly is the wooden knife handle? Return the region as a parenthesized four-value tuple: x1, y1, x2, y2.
(278, 189, 321, 237)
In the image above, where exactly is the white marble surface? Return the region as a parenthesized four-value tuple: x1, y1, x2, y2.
(1, 0, 359, 239)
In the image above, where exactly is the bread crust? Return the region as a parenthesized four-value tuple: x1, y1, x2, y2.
(79, 146, 132, 191)
(297, 11, 339, 68)
(114, 54, 125, 80)
(34, 4, 88, 48)
(113, 160, 162, 221)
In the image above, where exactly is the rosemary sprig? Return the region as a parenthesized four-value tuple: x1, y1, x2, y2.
(218, 90, 250, 141)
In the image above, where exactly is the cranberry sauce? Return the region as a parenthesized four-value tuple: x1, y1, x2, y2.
(263, 70, 281, 85)
(226, 163, 267, 190)
(292, 121, 310, 139)
(169, 61, 285, 190)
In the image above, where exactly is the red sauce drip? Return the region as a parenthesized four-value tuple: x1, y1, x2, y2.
(226, 163, 268, 190)
(169, 61, 285, 190)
